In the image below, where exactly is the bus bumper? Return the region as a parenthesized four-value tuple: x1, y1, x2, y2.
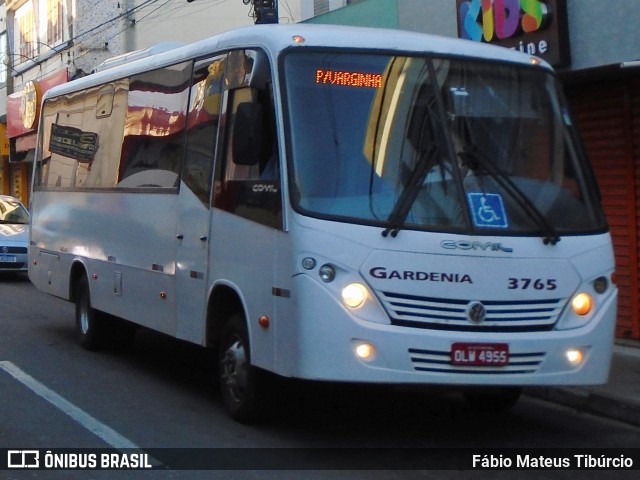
(284, 275, 617, 386)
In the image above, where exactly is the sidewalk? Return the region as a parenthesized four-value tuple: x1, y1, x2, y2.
(526, 339, 640, 427)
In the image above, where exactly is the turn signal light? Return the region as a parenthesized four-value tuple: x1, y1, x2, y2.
(571, 293, 592, 316)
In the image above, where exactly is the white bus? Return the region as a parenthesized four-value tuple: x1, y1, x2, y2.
(29, 24, 617, 421)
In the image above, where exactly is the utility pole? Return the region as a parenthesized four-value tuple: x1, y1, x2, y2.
(121, 0, 136, 53)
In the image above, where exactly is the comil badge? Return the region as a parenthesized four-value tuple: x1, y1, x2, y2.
(467, 301, 487, 323)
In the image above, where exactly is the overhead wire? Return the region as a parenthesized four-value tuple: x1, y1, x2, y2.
(7, 0, 165, 80)
(139, 0, 232, 24)
(278, 0, 296, 23)
(69, 0, 227, 72)
(76, 0, 237, 57)
(72, 0, 160, 44)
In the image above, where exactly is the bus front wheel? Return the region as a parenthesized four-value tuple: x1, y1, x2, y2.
(218, 314, 264, 423)
(75, 275, 104, 351)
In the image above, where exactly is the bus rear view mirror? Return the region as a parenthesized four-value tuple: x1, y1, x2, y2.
(232, 102, 264, 166)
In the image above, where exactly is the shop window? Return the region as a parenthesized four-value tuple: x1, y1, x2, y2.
(45, 0, 65, 46)
(15, 2, 36, 63)
(0, 33, 7, 86)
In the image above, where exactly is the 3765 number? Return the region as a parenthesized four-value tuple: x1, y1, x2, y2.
(508, 278, 557, 290)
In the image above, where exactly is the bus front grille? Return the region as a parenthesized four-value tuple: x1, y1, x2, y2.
(378, 291, 564, 332)
(408, 348, 545, 374)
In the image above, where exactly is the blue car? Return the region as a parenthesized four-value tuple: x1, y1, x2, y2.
(0, 195, 29, 273)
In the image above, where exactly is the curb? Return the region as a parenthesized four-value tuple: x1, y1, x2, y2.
(525, 387, 640, 428)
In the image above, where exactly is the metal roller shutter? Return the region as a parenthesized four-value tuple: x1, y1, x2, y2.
(567, 79, 639, 339)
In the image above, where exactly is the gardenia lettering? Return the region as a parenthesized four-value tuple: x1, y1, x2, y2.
(369, 267, 473, 283)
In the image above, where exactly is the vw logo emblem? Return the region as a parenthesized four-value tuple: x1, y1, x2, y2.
(466, 301, 486, 323)
(1, 246, 8, 253)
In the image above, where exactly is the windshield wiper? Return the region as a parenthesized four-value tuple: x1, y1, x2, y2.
(382, 144, 439, 237)
(459, 145, 561, 246)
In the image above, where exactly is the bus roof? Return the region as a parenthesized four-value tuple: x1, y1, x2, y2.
(43, 23, 551, 100)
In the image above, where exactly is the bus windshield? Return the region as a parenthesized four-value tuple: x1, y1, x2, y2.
(283, 51, 607, 238)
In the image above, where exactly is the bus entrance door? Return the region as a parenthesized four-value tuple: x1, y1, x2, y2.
(175, 187, 212, 343)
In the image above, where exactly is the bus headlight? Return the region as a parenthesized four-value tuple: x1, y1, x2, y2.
(565, 348, 585, 367)
(354, 341, 376, 361)
(571, 292, 593, 316)
(342, 283, 368, 309)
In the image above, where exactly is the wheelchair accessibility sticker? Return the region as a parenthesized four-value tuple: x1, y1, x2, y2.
(467, 193, 509, 228)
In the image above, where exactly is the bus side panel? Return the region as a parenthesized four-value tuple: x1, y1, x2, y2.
(209, 210, 283, 371)
(29, 190, 179, 336)
(29, 191, 73, 300)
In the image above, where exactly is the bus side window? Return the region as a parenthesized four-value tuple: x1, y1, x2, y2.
(117, 62, 191, 189)
(214, 49, 282, 229)
(37, 82, 126, 190)
(183, 54, 227, 206)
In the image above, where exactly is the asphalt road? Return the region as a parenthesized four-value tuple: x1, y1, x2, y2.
(1, 273, 639, 479)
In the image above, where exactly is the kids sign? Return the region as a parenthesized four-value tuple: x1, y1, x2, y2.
(456, 0, 570, 66)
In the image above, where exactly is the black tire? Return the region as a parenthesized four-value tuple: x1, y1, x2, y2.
(218, 313, 265, 423)
(463, 387, 522, 413)
(75, 275, 104, 351)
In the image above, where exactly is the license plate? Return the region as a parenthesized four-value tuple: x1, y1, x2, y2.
(451, 343, 509, 366)
(0, 254, 17, 263)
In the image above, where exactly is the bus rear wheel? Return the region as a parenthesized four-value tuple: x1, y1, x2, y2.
(75, 275, 104, 351)
(218, 314, 264, 423)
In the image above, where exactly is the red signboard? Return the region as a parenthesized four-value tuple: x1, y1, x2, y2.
(7, 69, 68, 139)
